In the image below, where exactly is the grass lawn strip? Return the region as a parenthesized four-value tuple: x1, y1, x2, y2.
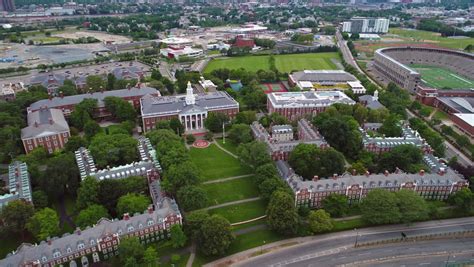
(204, 53, 340, 73)
(190, 144, 251, 181)
(201, 175, 259, 207)
(215, 138, 239, 156)
(208, 199, 267, 224)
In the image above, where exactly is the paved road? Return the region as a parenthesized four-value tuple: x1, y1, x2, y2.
(229, 217, 474, 267)
(406, 109, 473, 167)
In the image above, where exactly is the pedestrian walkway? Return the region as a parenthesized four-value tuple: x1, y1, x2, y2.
(203, 197, 261, 210)
(213, 140, 238, 158)
(202, 174, 254, 185)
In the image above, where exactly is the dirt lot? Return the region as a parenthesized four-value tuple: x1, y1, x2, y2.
(53, 31, 132, 43)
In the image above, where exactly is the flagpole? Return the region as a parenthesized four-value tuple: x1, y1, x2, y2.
(222, 122, 225, 144)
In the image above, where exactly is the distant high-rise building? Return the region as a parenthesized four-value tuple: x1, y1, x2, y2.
(342, 17, 389, 34)
(0, 0, 15, 12)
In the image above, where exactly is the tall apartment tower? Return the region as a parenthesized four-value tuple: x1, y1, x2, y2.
(0, 0, 15, 12)
(342, 17, 389, 34)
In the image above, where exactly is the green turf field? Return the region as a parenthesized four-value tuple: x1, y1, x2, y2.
(204, 53, 340, 73)
(410, 64, 474, 89)
(208, 198, 267, 223)
(389, 28, 474, 51)
(201, 176, 259, 207)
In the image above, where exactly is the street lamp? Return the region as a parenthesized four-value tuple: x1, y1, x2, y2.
(354, 228, 360, 248)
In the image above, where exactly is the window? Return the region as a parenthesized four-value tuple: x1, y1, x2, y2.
(42, 256, 48, 263)
(128, 226, 134, 232)
(78, 243, 85, 250)
(63, 132, 68, 137)
(66, 247, 72, 253)
(52, 135, 56, 140)
(27, 139, 32, 144)
(90, 239, 96, 246)
(45, 136, 50, 141)
(53, 141, 58, 146)
(28, 145, 33, 150)
(53, 251, 61, 258)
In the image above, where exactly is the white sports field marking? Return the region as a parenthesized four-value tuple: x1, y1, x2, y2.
(450, 73, 473, 84)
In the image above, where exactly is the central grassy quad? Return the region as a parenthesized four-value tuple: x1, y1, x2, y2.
(189, 144, 251, 181)
(202, 176, 259, 207)
(204, 52, 340, 73)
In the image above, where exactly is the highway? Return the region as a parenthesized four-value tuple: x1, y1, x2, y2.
(232, 217, 474, 267)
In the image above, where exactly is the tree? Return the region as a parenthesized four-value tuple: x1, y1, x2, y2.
(40, 152, 79, 198)
(69, 99, 98, 130)
(255, 163, 279, 185)
(198, 215, 235, 256)
(117, 193, 149, 215)
(98, 176, 148, 214)
(84, 119, 101, 139)
(76, 204, 109, 228)
(267, 191, 298, 236)
(76, 176, 99, 210)
(448, 188, 474, 214)
(204, 112, 229, 133)
(104, 96, 137, 122)
(321, 194, 349, 218)
(0, 200, 34, 237)
(235, 111, 257, 124)
(228, 123, 253, 144)
(378, 144, 423, 173)
(395, 190, 429, 224)
(64, 136, 87, 152)
(378, 114, 402, 137)
(86, 75, 106, 92)
(360, 189, 400, 225)
(259, 177, 290, 201)
(32, 190, 48, 209)
(177, 185, 207, 211)
(237, 141, 272, 169)
(163, 161, 200, 194)
(170, 224, 187, 248)
(107, 73, 116, 90)
(308, 209, 333, 233)
(169, 117, 185, 135)
(288, 144, 345, 180)
(185, 210, 209, 241)
(89, 134, 138, 168)
(118, 237, 144, 264)
(143, 246, 159, 266)
(27, 208, 60, 241)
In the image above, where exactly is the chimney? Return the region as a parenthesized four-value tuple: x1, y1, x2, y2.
(365, 171, 370, 177)
(438, 167, 445, 176)
(49, 118, 54, 125)
(332, 173, 338, 180)
(384, 170, 389, 176)
(123, 213, 130, 220)
(419, 169, 425, 176)
(313, 175, 319, 181)
(147, 205, 153, 214)
(34, 121, 39, 127)
(395, 167, 400, 174)
(47, 237, 52, 245)
(60, 91, 64, 98)
(48, 93, 52, 100)
(351, 169, 356, 176)
(75, 227, 81, 235)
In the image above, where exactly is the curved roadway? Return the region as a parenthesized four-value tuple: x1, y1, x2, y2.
(225, 217, 474, 267)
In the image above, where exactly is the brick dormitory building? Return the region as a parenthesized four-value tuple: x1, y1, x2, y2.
(274, 122, 469, 208)
(0, 137, 182, 267)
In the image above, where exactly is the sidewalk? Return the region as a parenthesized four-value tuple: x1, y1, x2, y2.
(202, 174, 253, 185)
(203, 197, 261, 210)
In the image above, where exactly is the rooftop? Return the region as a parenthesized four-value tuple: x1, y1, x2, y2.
(290, 70, 357, 83)
(21, 108, 69, 139)
(268, 91, 355, 108)
(453, 113, 474, 126)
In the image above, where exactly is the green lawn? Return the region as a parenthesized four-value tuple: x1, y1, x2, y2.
(190, 144, 251, 181)
(204, 53, 340, 73)
(201, 176, 259, 206)
(389, 28, 474, 50)
(274, 53, 339, 73)
(332, 218, 367, 232)
(208, 199, 267, 223)
(193, 228, 284, 266)
(216, 138, 239, 155)
(409, 64, 474, 89)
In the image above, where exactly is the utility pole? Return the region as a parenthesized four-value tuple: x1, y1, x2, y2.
(222, 122, 226, 144)
(354, 228, 359, 248)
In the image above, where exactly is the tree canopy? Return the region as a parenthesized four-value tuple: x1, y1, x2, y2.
(197, 215, 235, 256)
(76, 204, 109, 229)
(89, 133, 138, 168)
(288, 144, 345, 180)
(27, 208, 60, 241)
(308, 209, 333, 233)
(266, 191, 298, 236)
(117, 193, 150, 215)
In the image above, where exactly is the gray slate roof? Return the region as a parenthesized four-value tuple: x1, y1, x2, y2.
(0, 197, 180, 267)
(30, 73, 66, 88)
(0, 162, 32, 210)
(141, 91, 239, 117)
(290, 70, 357, 83)
(21, 108, 69, 139)
(112, 66, 143, 80)
(359, 95, 384, 110)
(29, 87, 158, 111)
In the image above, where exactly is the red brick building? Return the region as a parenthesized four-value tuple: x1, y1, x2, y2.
(451, 113, 474, 137)
(21, 108, 70, 154)
(141, 82, 239, 133)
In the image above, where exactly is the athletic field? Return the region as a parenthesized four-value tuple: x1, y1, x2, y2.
(204, 52, 340, 73)
(409, 64, 474, 89)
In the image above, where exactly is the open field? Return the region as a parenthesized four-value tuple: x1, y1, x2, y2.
(354, 28, 474, 57)
(190, 144, 251, 181)
(410, 64, 474, 89)
(201, 176, 259, 206)
(216, 138, 239, 155)
(204, 53, 340, 73)
(208, 199, 267, 223)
